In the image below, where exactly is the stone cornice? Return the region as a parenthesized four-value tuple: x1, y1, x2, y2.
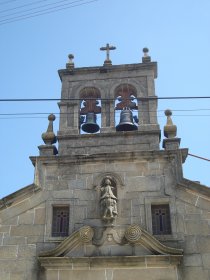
(58, 62, 158, 81)
(30, 148, 188, 166)
(39, 255, 182, 269)
(57, 126, 161, 141)
(0, 188, 47, 223)
(181, 178, 210, 197)
(174, 179, 210, 206)
(0, 184, 41, 210)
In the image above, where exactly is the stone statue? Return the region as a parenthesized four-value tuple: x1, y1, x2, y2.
(100, 177, 118, 222)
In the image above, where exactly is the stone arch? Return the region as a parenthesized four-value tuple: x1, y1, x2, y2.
(114, 83, 138, 111)
(93, 172, 124, 189)
(114, 83, 137, 98)
(79, 87, 102, 133)
(79, 87, 101, 99)
(110, 81, 147, 127)
(109, 80, 146, 100)
(74, 83, 104, 99)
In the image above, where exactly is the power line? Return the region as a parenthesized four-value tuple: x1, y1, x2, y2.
(0, 0, 96, 22)
(1, 113, 210, 120)
(0, 0, 49, 13)
(0, 0, 84, 17)
(0, 0, 19, 5)
(188, 153, 210, 162)
(1, 108, 210, 116)
(0, 96, 210, 102)
(0, 0, 98, 25)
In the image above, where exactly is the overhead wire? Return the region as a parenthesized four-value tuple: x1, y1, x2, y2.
(0, 0, 50, 13)
(0, 0, 86, 17)
(0, 101, 209, 162)
(188, 153, 210, 162)
(1, 108, 210, 116)
(1, 111, 210, 119)
(0, 96, 210, 101)
(0, 0, 98, 25)
(0, 97, 210, 118)
(0, 0, 19, 5)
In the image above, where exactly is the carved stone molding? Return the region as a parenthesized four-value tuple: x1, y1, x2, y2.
(79, 226, 94, 243)
(125, 224, 142, 243)
(39, 255, 182, 270)
(39, 226, 93, 258)
(39, 224, 183, 258)
(124, 224, 183, 255)
(92, 227, 124, 246)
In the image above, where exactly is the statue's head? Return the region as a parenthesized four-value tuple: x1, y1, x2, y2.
(104, 178, 111, 185)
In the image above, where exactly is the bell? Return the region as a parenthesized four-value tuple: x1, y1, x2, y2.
(81, 112, 100, 133)
(116, 108, 138, 131)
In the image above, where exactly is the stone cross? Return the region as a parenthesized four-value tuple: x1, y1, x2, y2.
(100, 43, 116, 65)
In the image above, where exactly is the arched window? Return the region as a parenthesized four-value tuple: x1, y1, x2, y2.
(79, 87, 101, 134)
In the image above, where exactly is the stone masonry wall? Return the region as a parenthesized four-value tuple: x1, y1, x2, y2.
(0, 196, 46, 280)
(175, 187, 210, 279)
(0, 151, 210, 279)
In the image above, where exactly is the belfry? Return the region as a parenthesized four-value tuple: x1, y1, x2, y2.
(0, 46, 210, 280)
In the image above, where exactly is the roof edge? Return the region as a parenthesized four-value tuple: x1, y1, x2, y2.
(179, 178, 210, 197)
(0, 183, 41, 211)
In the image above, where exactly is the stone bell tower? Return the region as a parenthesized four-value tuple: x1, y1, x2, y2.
(36, 46, 185, 280)
(1, 45, 210, 280)
(56, 46, 160, 156)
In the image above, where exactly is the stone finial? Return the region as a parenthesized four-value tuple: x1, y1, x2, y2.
(42, 114, 57, 145)
(66, 54, 74, 69)
(164, 109, 177, 138)
(142, 47, 151, 63)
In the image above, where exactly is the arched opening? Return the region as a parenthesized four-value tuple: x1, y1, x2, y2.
(79, 87, 101, 134)
(114, 84, 138, 131)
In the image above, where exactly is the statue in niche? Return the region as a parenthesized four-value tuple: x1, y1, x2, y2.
(100, 177, 118, 222)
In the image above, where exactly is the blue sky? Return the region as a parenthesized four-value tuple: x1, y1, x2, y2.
(0, 0, 210, 198)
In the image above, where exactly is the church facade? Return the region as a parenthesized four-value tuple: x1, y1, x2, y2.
(0, 47, 210, 280)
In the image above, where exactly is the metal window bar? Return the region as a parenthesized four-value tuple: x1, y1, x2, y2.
(52, 206, 69, 237)
(151, 204, 172, 235)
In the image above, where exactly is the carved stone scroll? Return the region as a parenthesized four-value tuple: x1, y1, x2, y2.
(79, 226, 94, 243)
(125, 224, 142, 243)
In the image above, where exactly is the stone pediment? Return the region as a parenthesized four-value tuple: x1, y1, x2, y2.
(39, 225, 183, 276)
(39, 224, 183, 258)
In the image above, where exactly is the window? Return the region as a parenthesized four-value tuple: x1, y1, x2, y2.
(52, 206, 69, 237)
(151, 204, 171, 235)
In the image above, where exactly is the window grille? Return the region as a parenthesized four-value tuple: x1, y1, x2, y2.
(52, 206, 69, 237)
(151, 204, 172, 235)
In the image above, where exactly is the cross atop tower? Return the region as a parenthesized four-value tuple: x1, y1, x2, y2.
(100, 43, 116, 66)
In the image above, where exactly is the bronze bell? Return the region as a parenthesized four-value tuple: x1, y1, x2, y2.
(116, 108, 138, 131)
(81, 112, 100, 133)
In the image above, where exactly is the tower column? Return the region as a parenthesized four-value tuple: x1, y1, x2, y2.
(101, 99, 115, 133)
(58, 101, 80, 135)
